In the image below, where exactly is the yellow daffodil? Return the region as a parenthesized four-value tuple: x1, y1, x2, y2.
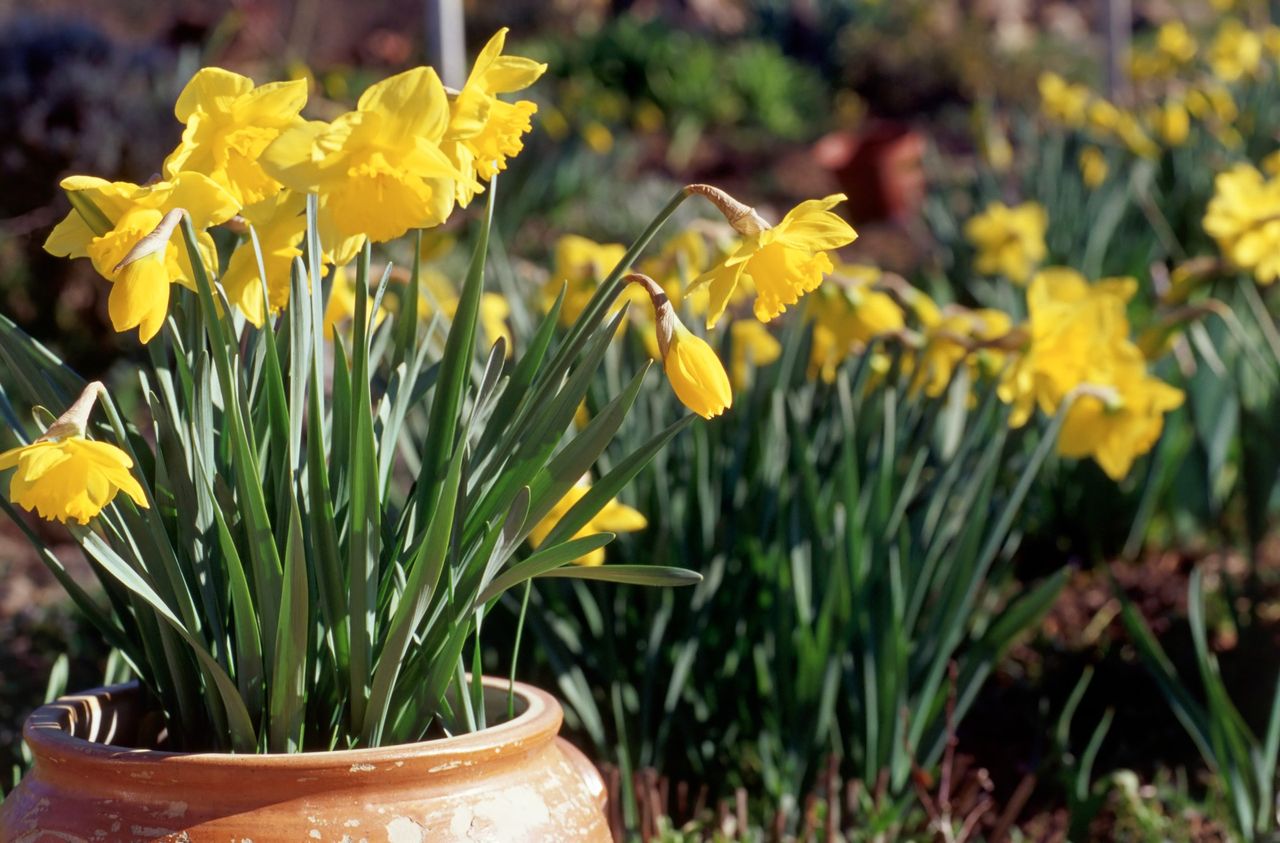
(1115, 112, 1160, 159)
(1058, 347, 1185, 480)
(1150, 99, 1190, 147)
(963, 201, 1048, 284)
(44, 173, 238, 343)
(998, 267, 1136, 426)
(1208, 18, 1263, 83)
(1203, 163, 1280, 284)
(1187, 83, 1237, 124)
(222, 191, 306, 326)
(1038, 72, 1090, 127)
(548, 234, 628, 324)
(163, 67, 308, 208)
(690, 186, 857, 327)
(913, 307, 1013, 398)
(1157, 20, 1198, 65)
(807, 263, 904, 383)
(262, 66, 462, 258)
(445, 28, 546, 206)
(1079, 146, 1108, 188)
(527, 479, 646, 566)
(729, 320, 781, 389)
(638, 230, 711, 314)
(629, 273, 732, 418)
(0, 383, 147, 524)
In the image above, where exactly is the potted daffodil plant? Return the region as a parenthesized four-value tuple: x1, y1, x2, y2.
(0, 29, 855, 842)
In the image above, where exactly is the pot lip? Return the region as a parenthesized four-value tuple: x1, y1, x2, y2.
(24, 674, 562, 771)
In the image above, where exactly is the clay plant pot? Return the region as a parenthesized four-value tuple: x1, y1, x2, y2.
(0, 676, 610, 842)
(812, 121, 927, 225)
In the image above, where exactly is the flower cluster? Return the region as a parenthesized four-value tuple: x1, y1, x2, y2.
(44, 29, 544, 341)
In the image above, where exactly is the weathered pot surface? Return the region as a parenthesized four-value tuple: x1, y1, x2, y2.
(0, 676, 609, 842)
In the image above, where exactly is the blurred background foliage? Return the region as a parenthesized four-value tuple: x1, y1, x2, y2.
(2, 0, 1280, 840)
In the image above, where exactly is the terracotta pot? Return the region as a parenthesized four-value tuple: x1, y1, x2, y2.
(0, 676, 610, 842)
(812, 121, 927, 225)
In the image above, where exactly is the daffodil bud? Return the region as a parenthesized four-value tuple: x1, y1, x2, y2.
(684, 184, 772, 237)
(627, 273, 732, 419)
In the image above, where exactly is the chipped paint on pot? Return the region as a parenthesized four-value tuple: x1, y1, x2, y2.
(0, 677, 609, 842)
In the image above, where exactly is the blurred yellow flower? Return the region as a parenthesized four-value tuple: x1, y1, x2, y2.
(729, 320, 781, 389)
(639, 230, 711, 314)
(44, 173, 238, 343)
(914, 307, 1012, 398)
(549, 234, 628, 324)
(963, 201, 1048, 284)
(323, 264, 389, 339)
(1208, 19, 1263, 82)
(527, 479, 646, 567)
(693, 193, 857, 327)
(262, 66, 462, 255)
(163, 68, 308, 208)
(1150, 99, 1190, 147)
(0, 383, 147, 524)
(1058, 346, 1185, 481)
(1038, 72, 1090, 127)
(806, 264, 904, 382)
(1203, 163, 1280, 284)
(222, 191, 306, 326)
(1156, 20, 1198, 65)
(1116, 112, 1161, 159)
(582, 121, 615, 154)
(1078, 146, 1108, 188)
(1187, 83, 1237, 124)
(445, 28, 545, 206)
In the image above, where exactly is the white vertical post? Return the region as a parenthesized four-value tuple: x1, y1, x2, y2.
(425, 0, 466, 89)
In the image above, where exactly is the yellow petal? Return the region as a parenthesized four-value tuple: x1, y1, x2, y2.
(44, 210, 96, 259)
(109, 253, 170, 344)
(174, 67, 255, 122)
(357, 66, 450, 146)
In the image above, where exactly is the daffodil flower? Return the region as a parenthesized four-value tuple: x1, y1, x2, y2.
(44, 174, 238, 342)
(445, 28, 546, 206)
(1204, 163, 1280, 285)
(1058, 349, 1185, 480)
(728, 320, 781, 389)
(528, 479, 646, 567)
(0, 382, 147, 524)
(548, 234, 629, 324)
(997, 267, 1135, 426)
(963, 201, 1048, 285)
(163, 67, 309, 207)
(262, 66, 463, 259)
(629, 273, 733, 419)
(806, 263, 904, 383)
(689, 185, 857, 327)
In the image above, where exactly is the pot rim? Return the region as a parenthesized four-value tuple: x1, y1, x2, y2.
(24, 674, 562, 778)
